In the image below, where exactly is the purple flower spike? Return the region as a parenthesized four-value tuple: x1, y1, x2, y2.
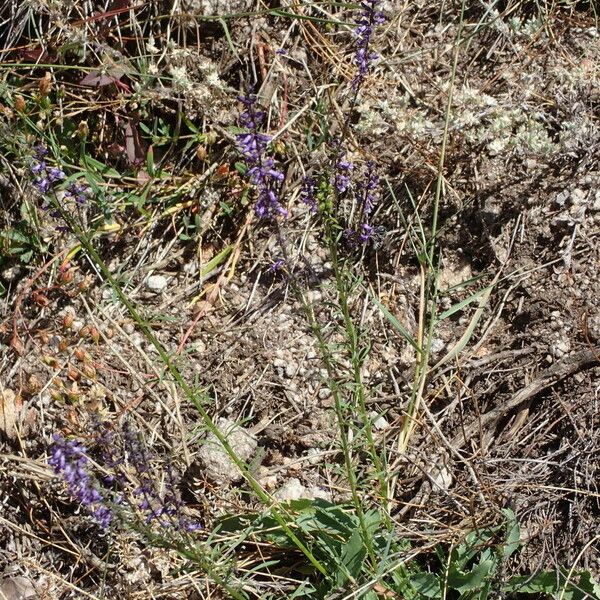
(357, 160, 380, 215)
(352, 0, 385, 91)
(49, 435, 112, 529)
(236, 92, 286, 219)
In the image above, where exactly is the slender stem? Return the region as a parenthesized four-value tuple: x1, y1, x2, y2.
(49, 198, 330, 585)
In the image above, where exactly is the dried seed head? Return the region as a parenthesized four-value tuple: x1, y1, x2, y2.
(82, 364, 97, 379)
(42, 355, 58, 367)
(79, 325, 91, 339)
(77, 121, 89, 139)
(27, 374, 42, 394)
(67, 382, 81, 402)
(74, 347, 86, 362)
(67, 366, 80, 381)
(59, 269, 75, 284)
(89, 327, 100, 343)
(50, 388, 63, 402)
(58, 338, 70, 352)
(196, 145, 208, 160)
(38, 72, 52, 97)
(14, 95, 26, 112)
(32, 291, 50, 307)
(78, 276, 93, 292)
(62, 312, 74, 329)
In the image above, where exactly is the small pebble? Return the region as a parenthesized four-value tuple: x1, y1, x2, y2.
(146, 274, 168, 293)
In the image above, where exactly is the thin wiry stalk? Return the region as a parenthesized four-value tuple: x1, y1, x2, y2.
(273, 222, 381, 569)
(396, 0, 467, 455)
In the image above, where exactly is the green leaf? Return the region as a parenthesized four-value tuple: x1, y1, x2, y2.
(501, 508, 521, 559)
(502, 569, 600, 598)
(447, 560, 495, 594)
(410, 572, 441, 598)
(146, 145, 155, 177)
(82, 155, 121, 178)
(340, 529, 367, 583)
(503, 571, 560, 594)
(437, 284, 493, 322)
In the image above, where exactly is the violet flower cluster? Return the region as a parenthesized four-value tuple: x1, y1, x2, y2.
(49, 424, 201, 533)
(236, 93, 286, 219)
(31, 144, 65, 194)
(352, 0, 386, 91)
(348, 161, 382, 245)
(30, 143, 89, 210)
(300, 176, 317, 213)
(49, 435, 113, 529)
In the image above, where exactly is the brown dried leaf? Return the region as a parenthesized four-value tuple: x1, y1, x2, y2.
(0, 575, 38, 599)
(10, 333, 24, 355)
(0, 388, 22, 440)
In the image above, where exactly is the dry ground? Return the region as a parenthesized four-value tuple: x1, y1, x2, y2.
(1, 0, 599, 597)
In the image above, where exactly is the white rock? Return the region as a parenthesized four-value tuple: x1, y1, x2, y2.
(197, 418, 257, 483)
(146, 274, 169, 293)
(430, 338, 445, 354)
(369, 411, 389, 430)
(274, 478, 309, 501)
(551, 338, 570, 358)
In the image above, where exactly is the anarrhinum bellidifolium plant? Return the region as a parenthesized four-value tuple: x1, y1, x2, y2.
(30, 143, 331, 596)
(227, 0, 404, 595)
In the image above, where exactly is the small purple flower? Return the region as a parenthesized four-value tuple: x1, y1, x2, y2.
(269, 258, 285, 272)
(29, 144, 68, 198)
(33, 144, 48, 159)
(64, 182, 88, 205)
(358, 223, 374, 243)
(33, 177, 51, 194)
(31, 161, 46, 175)
(47, 167, 65, 182)
(300, 176, 317, 213)
(335, 155, 353, 194)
